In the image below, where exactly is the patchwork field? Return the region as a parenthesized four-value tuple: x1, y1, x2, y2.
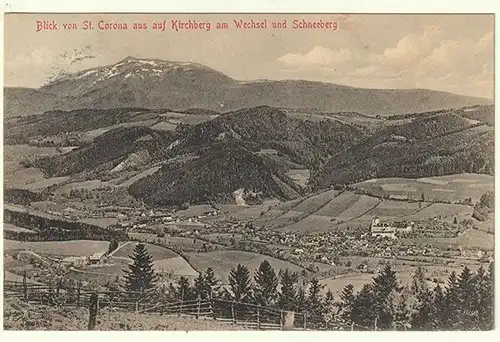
(278, 215, 334, 234)
(253, 174, 491, 233)
(4, 239, 109, 257)
(365, 200, 426, 218)
(186, 250, 306, 283)
(129, 233, 218, 251)
(403, 203, 473, 221)
(292, 190, 340, 214)
(314, 192, 361, 217)
(356, 173, 493, 203)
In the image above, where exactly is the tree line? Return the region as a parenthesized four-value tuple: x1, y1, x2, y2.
(122, 243, 494, 330)
(4, 209, 128, 242)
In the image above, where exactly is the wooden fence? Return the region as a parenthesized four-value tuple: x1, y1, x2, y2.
(4, 280, 311, 330)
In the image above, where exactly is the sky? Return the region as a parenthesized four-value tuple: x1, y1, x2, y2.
(4, 13, 494, 98)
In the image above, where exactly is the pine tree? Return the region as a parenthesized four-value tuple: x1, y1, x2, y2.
(457, 266, 477, 329)
(108, 239, 119, 254)
(324, 290, 335, 327)
(352, 283, 377, 329)
(175, 276, 192, 301)
(338, 284, 355, 327)
(193, 272, 206, 299)
(226, 264, 253, 302)
(409, 267, 432, 330)
(203, 267, 220, 299)
(444, 271, 460, 329)
(305, 278, 326, 327)
(393, 286, 412, 330)
(253, 260, 279, 306)
(372, 265, 400, 330)
(123, 243, 157, 295)
(430, 283, 446, 330)
(277, 269, 298, 311)
(474, 265, 493, 330)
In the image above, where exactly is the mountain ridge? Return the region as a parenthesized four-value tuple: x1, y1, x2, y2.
(4, 57, 492, 117)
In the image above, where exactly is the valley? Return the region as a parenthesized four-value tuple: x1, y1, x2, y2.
(3, 96, 494, 298)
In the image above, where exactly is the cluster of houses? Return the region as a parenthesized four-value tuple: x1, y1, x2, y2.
(114, 209, 219, 232)
(61, 252, 109, 267)
(370, 217, 414, 239)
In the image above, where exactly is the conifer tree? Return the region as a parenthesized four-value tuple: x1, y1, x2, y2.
(324, 290, 336, 326)
(430, 283, 446, 330)
(254, 260, 279, 306)
(474, 265, 492, 330)
(193, 272, 206, 299)
(278, 269, 299, 311)
(203, 267, 220, 299)
(305, 278, 326, 326)
(372, 265, 400, 329)
(338, 284, 356, 327)
(226, 264, 253, 302)
(444, 271, 460, 329)
(352, 283, 377, 329)
(175, 276, 192, 301)
(123, 243, 157, 294)
(295, 286, 307, 312)
(457, 266, 476, 329)
(409, 267, 432, 330)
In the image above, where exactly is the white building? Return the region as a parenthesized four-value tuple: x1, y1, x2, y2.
(370, 217, 413, 239)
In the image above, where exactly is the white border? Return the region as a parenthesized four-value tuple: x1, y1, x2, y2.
(1, 1, 499, 342)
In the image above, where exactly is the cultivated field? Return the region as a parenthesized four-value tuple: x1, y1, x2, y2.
(356, 173, 493, 203)
(4, 239, 109, 257)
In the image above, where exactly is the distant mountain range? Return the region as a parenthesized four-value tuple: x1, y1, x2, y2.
(28, 105, 494, 206)
(4, 57, 492, 117)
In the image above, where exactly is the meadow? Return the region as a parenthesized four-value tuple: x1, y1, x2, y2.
(4, 239, 109, 257)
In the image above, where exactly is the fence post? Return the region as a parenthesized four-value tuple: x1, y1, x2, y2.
(179, 288, 184, 317)
(22, 272, 28, 301)
(231, 301, 236, 324)
(351, 322, 355, 331)
(76, 282, 81, 307)
(374, 317, 378, 331)
(88, 293, 99, 330)
(303, 312, 307, 330)
(257, 306, 261, 330)
(196, 297, 201, 319)
(280, 310, 284, 330)
(211, 296, 216, 321)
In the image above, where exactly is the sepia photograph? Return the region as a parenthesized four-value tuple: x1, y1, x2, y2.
(2, 12, 495, 332)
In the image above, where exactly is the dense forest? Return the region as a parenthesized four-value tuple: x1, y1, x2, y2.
(4, 209, 128, 241)
(8, 105, 495, 206)
(128, 141, 303, 206)
(312, 112, 494, 188)
(162, 261, 494, 331)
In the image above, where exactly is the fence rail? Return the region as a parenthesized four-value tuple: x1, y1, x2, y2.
(4, 280, 316, 330)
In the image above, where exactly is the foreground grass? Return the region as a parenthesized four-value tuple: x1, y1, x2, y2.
(3, 297, 249, 331)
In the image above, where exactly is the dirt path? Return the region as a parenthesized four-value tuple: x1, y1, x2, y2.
(108, 241, 131, 257)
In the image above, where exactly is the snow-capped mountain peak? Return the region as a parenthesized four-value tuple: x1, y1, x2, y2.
(47, 57, 214, 86)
